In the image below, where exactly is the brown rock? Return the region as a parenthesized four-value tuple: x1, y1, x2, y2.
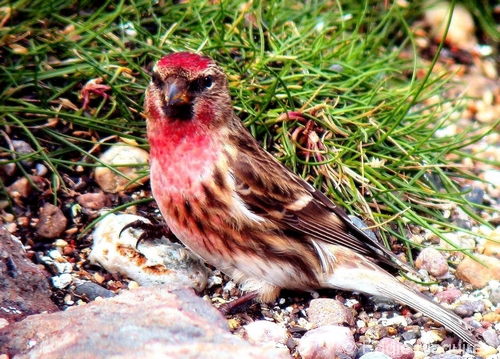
(414, 247, 449, 277)
(0, 224, 58, 323)
(7, 177, 32, 200)
(455, 254, 500, 288)
(76, 192, 111, 210)
(0, 286, 291, 359)
(35, 203, 67, 239)
(365, 324, 389, 340)
(435, 288, 462, 304)
(0, 163, 16, 181)
(306, 298, 354, 328)
(484, 227, 500, 258)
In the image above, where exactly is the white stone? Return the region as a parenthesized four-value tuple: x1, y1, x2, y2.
(243, 320, 288, 347)
(52, 273, 73, 289)
(297, 325, 356, 359)
(89, 213, 209, 291)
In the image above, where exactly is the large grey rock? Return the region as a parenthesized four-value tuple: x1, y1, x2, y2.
(0, 224, 58, 323)
(0, 285, 291, 359)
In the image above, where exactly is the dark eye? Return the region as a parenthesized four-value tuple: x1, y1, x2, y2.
(201, 75, 213, 89)
(151, 72, 163, 86)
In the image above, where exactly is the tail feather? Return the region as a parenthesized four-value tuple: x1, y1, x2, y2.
(375, 280, 477, 346)
(322, 255, 478, 347)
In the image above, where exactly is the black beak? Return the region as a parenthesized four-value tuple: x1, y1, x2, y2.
(166, 79, 190, 106)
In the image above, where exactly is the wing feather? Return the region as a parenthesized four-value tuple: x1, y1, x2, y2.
(227, 125, 402, 270)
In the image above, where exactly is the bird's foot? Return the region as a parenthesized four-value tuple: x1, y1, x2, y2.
(119, 218, 172, 248)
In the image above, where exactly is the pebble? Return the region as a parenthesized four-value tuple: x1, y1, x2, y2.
(52, 273, 73, 289)
(35, 203, 68, 239)
(401, 331, 418, 342)
(453, 304, 473, 318)
(489, 286, 500, 305)
(375, 338, 414, 359)
(439, 232, 475, 252)
(74, 282, 116, 300)
(54, 239, 69, 248)
(434, 288, 462, 304)
(360, 352, 391, 359)
(89, 213, 209, 291)
(77, 192, 111, 210)
(476, 343, 498, 357)
(12, 139, 35, 167)
(297, 325, 357, 359)
(462, 185, 484, 205)
(481, 328, 500, 348)
(423, 1, 476, 50)
(0, 162, 16, 180)
(420, 329, 446, 344)
(356, 345, 372, 358)
(307, 298, 355, 328)
(483, 312, 500, 323)
(414, 247, 449, 277)
(484, 242, 500, 260)
(455, 254, 500, 288)
(94, 145, 150, 193)
(48, 249, 63, 260)
(35, 163, 48, 176)
(365, 324, 388, 340)
(242, 320, 288, 347)
(7, 177, 33, 200)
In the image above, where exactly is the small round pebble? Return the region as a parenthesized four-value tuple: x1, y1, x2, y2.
(307, 298, 354, 327)
(454, 304, 473, 317)
(77, 192, 111, 210)
(434, 288, 462, 304)
(414, 247, 449, 277)
(243, 320, 288, 347)
(297, 325, 356, 359)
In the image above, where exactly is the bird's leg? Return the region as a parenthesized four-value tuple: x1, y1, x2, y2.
(219, 291, 259, 315)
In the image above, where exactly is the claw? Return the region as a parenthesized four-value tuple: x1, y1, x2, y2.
(119, 219, 171, 248)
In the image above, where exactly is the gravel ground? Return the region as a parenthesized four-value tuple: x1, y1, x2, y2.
(2, 4, 500, 358)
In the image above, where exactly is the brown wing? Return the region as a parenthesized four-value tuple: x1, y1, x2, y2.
(228, 125, 403, 270)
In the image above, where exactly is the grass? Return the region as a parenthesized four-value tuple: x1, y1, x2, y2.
(1, 0, 499, 261)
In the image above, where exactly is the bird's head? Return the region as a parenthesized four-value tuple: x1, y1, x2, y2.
(145, 52, 233, 135)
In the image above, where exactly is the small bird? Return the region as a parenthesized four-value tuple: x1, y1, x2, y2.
(144, 52, 477, 346)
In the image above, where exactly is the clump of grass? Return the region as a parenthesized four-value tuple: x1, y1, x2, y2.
(1, 0, 497, 257)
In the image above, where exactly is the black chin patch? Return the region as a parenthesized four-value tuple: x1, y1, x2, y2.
(163, 103, 193, 121)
